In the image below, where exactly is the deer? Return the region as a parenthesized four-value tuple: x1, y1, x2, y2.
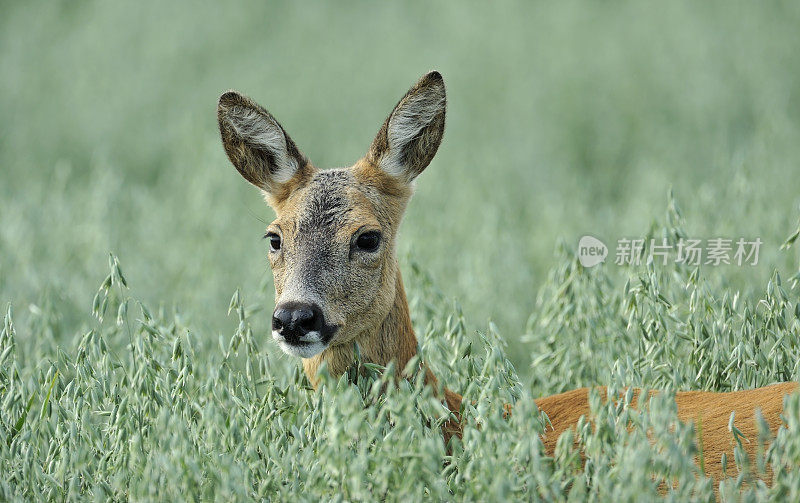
(217, 71, 798, 489)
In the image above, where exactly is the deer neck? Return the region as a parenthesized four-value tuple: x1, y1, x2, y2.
(302, 266, 419, 387)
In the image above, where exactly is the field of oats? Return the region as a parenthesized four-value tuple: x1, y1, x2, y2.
(2, 1, 800, 500)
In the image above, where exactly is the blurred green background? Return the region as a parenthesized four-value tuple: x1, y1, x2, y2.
(2, 1, 800, 375)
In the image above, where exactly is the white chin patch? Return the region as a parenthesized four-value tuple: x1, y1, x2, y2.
(272, 330, 328, 358)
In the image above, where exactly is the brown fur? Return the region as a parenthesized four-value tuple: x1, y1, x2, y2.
(219, 72, 799, 493)
(531, 383, 797, 482)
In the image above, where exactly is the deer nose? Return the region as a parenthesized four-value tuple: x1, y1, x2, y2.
(272, 302, 324, 343)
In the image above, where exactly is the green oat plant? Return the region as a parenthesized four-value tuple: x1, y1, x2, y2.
(2, 199, 800, 501)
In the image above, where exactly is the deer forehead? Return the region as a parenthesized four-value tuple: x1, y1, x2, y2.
(274, 168, 398, 240)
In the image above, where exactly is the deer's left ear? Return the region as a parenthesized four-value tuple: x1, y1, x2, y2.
(218, 90, 313, 206)
(366, 71, 446, 183)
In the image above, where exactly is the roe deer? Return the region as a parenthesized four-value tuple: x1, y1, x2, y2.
(217, 71, 798, 488)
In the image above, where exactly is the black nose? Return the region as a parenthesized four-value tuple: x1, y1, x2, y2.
(272, 302, 324, 343)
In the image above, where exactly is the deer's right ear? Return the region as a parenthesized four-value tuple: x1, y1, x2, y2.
(366, 71, 446, 184)
(218, 91, 311, 203)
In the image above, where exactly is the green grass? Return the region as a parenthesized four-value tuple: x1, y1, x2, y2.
(3, 224, 800, 500)
(2, 0, 800, 500)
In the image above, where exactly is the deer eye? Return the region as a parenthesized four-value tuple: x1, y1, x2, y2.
(265, 232, 282, 252)
(355, 231, 381, 252)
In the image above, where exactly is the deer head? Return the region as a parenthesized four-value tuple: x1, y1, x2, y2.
(218, 72, 446, 384)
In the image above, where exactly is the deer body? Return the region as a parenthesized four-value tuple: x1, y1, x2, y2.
(532, 382, 797, 481)
(218, 71, 798, 490)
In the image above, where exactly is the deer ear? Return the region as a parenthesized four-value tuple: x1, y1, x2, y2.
(367, 71, 446, 183)
(218, 91, 312, 202)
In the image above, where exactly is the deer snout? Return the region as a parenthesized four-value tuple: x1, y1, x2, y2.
(272, 302, 325, 344)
